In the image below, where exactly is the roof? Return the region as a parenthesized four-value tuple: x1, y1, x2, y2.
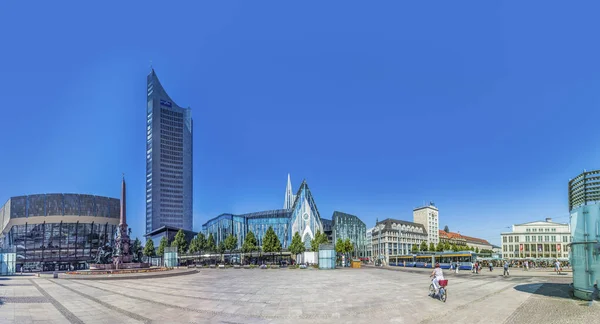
(332, 211, 366, 227)
(145, 225, 197, 237)
(376, 218, 426, 232)
(439, 230, 491, 245)
(513, 220, 569, 226)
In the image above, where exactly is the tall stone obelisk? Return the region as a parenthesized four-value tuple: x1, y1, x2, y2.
(113, 175, 132, 265)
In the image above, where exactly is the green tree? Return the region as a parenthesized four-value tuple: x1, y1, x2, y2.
(411, 244, 419, 253)
(143, 238, 156, 257)
(444, 225, 449, 232)
(205, 233, 216, 253)
(444, 241, 451, 251)
(131, 237, 142, 262)
(197, 233, 207, 255)
(420, 241, 428, 252)
(311, 230, 326, 252)
(436, 241, 444, 252)
(335, 238, 345, 254)
(224, 234, 238, 258)
(451, 243, 458, 252)
(475, 247, 480, 253)
(157, 236, 169, 256)
(262, 226, 282, 253)
(217, 240, 226, 262)
(289, 232, 305, 256)
(429, 242, 435, 252)
(242, 231, 258, 253)
(344, 238, 354, 259)
(171, 229, 189, 254)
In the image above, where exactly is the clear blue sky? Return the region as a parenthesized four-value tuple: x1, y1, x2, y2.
(2, 1, 600, 246)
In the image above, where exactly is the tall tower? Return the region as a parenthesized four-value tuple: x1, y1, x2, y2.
(413, 202, 439, 245)
(283, 173, 295, 210)
(146, 69, 193, 233)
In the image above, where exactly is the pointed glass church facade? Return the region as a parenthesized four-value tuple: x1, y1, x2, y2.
(202, 175, 323, 250)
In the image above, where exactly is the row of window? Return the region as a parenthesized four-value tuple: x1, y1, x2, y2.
(503, 235, 570, 243)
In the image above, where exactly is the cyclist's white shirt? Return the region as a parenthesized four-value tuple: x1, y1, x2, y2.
(433, 268, 444, 280)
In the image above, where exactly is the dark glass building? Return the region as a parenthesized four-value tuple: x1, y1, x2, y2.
(146, 69, 193, 234)
(0, 193, 120, 271)
(331, 211, 366, 257)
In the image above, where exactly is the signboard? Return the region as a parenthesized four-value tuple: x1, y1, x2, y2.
(160, 99, 172, 107)
(557, 244, 561, 252)
(519, 244, 523, 251)
(538, 244, 542, 252)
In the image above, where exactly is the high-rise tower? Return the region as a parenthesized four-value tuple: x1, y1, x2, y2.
(146, 69, 193, 233)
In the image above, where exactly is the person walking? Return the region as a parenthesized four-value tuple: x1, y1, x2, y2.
(503, 260, 510, 276)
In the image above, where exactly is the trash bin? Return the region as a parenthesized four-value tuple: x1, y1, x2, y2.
(351, 260, 361, 268)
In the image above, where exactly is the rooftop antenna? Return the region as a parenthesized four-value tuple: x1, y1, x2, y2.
(150, 60, 153, 70)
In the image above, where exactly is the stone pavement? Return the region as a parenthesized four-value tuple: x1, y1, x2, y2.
(0, 267, 597, 323)
(373, 264, 573, 278)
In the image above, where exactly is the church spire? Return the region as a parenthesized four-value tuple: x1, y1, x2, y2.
(284, 173, 294, 210)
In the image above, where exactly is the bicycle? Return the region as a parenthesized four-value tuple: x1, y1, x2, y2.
(429, 279, 448, 302)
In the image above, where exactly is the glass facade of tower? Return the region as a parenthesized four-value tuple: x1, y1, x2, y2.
(331, 211, 366, 257)
(146, 70, 193, 234)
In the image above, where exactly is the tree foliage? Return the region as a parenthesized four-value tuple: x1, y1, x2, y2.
(224, 234, 238, 254)
(132, 237, 142, 262)
(436, 241, 444, 252)
(262, 226, 281, 253)
(143, 238, 156, 257)
(420, 241, 428, 251)
(242, 231, 258, 254)
(475, 247, 480, 253)
(344, 238, 354, 254)
(335, 238, 345, 254)
(217, 240, 226, 255)
(411, 244, 419, 252)
(157, 236, 169, 256)
(205, 233, 216, 253)
(188, 234, 206, 254)
(444, 225, 450, 233)
(289, 232, 306, 256)
(171, 229, 188, 254)
(310, 230, 328, 252)
(429, 242, 435, 252)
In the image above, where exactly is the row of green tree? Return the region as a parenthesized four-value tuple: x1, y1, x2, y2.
(140, 227, 334, 259)
(410, 241, 484, 253)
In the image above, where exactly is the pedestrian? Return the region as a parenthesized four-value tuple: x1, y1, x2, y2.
(503, 261, 509, 276)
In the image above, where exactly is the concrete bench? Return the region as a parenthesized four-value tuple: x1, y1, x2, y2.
(218, 264, 225, 269)
(209, 264, 216, 268)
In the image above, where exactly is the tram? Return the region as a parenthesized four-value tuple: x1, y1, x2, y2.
(389, 251, 477, 270)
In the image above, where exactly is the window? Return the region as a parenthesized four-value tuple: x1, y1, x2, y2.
(503, 237, 507, 243)
(509, 237, 513, 243)
(526, 236, 530, 242)
(551, 236, 556, 242)
(532, 236, 536, 242)
(515, 236, 519, 243)
(544, 236, 549, 242)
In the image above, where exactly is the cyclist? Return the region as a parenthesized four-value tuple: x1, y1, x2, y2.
(430, 262, 445, 295)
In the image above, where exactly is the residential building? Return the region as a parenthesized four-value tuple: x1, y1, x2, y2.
(569, 169, 600, 300)
(202, 175, 324, 250)
(331, 211, 366, 258)
(0, 192, 121, 272)
(371, 218, 428, 265)
(439, 230, 492, 251)
(413, 202, 439, 244)
(461, 234, 493, 251)
(146, 69, 193, 235)
(500, 218, 570, 259)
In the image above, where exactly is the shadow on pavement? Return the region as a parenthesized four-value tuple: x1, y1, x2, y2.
(514, 283, 572, 299)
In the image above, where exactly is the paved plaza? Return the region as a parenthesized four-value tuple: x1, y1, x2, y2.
(0, 267, 598, 324)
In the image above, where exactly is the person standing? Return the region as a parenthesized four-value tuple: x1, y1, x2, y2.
(503, 261, 510, 276)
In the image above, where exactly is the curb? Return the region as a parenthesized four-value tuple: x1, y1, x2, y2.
(60, 269, 199, 280)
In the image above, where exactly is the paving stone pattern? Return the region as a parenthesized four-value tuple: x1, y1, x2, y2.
(0, 267, 596, 323)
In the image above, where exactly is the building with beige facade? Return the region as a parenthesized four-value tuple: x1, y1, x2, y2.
(371, 218, 428, 265)
(500, 218, 570, 259)
(413, 202, 439, 244)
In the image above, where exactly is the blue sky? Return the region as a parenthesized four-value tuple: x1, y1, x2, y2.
(1, 1, 600, 246)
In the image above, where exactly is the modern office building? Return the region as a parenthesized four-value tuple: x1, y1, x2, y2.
(413, 202, 439, 244)
(371, 218, 428, 265)
(568, 169, 600, 300)
(144, 225, 197, 251)
(0, 193, 120, 271)
(331, 211, 366, 258)
(202, 175, 324, 250)
(146, 69, 193, 235)
(500, 218, 570, 259)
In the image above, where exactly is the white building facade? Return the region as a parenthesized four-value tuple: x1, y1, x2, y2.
(413, 202, 439, 244)
(371, 219, 428, 265)
(366, 227, 373, 260)
(500, 218, 571, 259)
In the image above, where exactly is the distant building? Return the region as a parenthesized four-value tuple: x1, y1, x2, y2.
(366, 227, 373, 259)
(500, 218, 570, 259)
(144, 226, 197, 252)
(372, 218, 428, 265)
(331, 211, 366, 258)
(413, 202, 439, 244)
(146, 69, 193, 235)
(438, 230, 492, 251)
(321, 218, 333, 243)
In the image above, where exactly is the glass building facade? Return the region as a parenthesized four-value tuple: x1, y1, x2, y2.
(202, 180, 324, 250)
(331, 211, 366, 258)
(146, 69, 193, 234)
(0, 193, 120, 271)
(568, 170, 600, 300)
